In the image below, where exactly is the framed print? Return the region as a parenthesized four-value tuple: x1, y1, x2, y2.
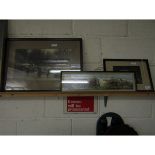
(61, 71, 136, 92)
(103, 59, 154, 91)
(4, 38, 83, 91)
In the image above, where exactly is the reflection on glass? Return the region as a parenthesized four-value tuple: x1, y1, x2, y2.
(113, 66, 142, 84)
(6, 41, 82, 91)
(62, 72, 136, 91)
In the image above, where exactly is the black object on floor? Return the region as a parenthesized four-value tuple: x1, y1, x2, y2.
(96, 112, 138, 135)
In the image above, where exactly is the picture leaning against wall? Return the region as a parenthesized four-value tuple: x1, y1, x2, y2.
(103, 59, 154, 91)
(61, 71, 136, 92)
(4, 38, 83, 91)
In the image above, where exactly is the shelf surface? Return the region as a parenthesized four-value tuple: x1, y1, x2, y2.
(0, 91, 155, 97)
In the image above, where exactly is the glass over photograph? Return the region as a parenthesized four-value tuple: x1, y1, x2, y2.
(103, 59, 154, 91)
(61, 71, 136, 92)
(5, 39, 82, 91)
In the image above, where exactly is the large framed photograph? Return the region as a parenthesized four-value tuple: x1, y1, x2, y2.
(61, 71, 136, 92)
(103, 59, 154, 91)
(4, 38, 83, 91)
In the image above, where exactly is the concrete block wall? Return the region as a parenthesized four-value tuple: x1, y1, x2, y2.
(0, 20, 155, 135)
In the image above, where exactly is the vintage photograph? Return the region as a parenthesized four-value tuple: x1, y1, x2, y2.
(103, 59, 154, 91)
(5, 38, 83, 91)
(61, 71, 136, 92)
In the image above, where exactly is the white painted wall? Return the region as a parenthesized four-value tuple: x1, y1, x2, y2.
(0, 20, 155, 135)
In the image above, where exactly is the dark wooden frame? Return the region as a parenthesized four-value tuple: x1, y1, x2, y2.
(61, 71, 136, 92)
(103, 59, 154, 92)
(0, 20, 8, 91)
(3, 38, 83, 92)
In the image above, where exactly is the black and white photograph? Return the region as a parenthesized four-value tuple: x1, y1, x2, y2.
(5, 38, 83, 91)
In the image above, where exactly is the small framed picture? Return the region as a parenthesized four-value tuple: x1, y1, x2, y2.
(4, 38, 83, 91)
(103, 59, 154, 91)
(61, 71, 136, 92)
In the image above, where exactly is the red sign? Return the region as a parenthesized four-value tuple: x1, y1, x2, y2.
(67, 96, 94, 112)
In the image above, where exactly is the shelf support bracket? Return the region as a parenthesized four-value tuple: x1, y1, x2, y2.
(104, 96, 108, 107)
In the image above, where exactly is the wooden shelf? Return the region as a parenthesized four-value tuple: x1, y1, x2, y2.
(0, 91, 155, 97)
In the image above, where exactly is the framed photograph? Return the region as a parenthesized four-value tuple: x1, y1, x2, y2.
(61, 71, 136, 92)
(4, 38, 83, 91)
(103, 59, 154, 91)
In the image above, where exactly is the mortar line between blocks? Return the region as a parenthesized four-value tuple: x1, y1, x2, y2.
(16, 121, 18, 135)
(98, 37, 103, 69)
(126, 20, 129, 37)
(71, 20, 75, 35)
